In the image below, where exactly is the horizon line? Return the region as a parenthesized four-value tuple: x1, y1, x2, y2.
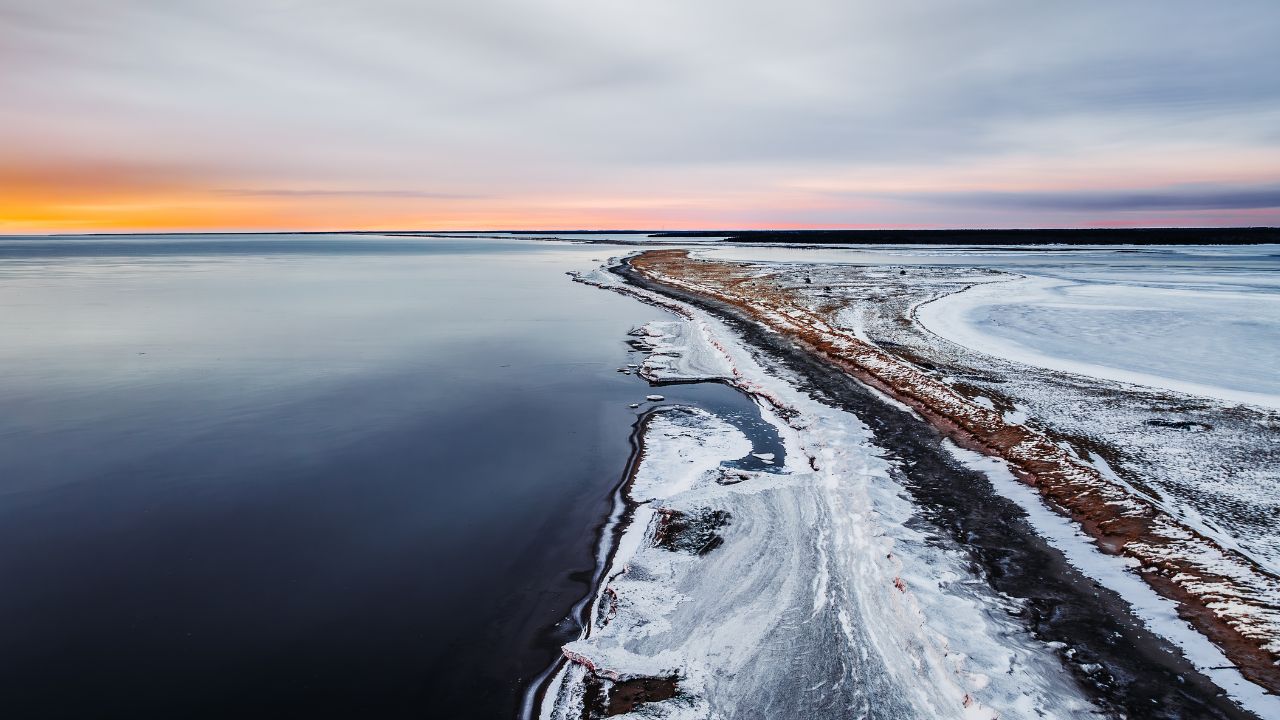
(3, 225, 1279, 238)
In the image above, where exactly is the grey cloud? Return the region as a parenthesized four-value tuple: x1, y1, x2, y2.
(2, 0, 1279, 201)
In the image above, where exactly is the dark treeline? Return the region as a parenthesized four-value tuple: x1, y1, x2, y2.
(650, 227, 1280, 245)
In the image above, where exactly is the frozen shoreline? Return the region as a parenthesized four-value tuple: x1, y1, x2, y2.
(540, 259, 1111, 719)
(538, 250, 1279, 720)
(627, 248, 1280, 681)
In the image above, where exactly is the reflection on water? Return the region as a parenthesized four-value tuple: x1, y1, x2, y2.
(0, 235, 667, 718)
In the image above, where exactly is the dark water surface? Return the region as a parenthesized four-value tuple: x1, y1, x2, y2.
(0, 235, 683, 718)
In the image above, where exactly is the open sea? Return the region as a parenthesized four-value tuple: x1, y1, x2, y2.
(0, 234, 768, 718)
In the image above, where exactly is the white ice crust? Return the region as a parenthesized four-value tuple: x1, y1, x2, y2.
(632, 319, 736, 382)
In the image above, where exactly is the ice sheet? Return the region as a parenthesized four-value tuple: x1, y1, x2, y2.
(916, 274, 1280, 409)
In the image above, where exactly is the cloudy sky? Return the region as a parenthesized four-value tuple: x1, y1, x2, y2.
(2, 0, 1279, 231)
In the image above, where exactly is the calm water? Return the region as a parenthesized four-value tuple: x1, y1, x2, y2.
(0, 234, 766, 718)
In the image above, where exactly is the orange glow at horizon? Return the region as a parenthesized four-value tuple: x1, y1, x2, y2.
(6, 192, 1280, 234)
(4, 160, 1280, 234)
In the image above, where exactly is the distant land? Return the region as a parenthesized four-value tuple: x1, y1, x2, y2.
(647, 227, 1280, 245)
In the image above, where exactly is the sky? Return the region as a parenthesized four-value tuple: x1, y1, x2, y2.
(2, 0, 1279, 232)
